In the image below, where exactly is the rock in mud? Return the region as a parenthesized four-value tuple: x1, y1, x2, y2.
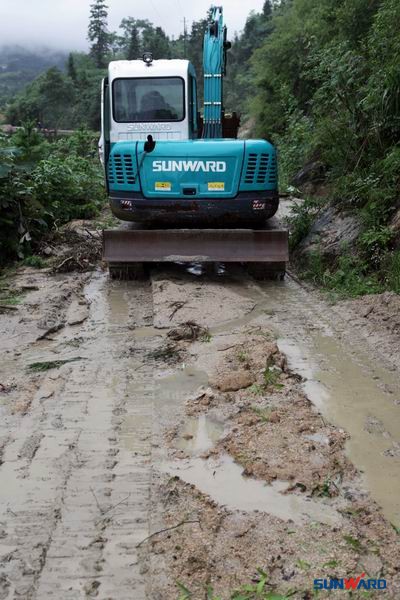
(211, 370, 255, 392)
(295, 205, 361, 262)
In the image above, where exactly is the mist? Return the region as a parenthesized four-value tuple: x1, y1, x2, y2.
(0, 0, 266, 51)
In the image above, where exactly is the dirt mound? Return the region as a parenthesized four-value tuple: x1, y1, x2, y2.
(343, 292, 400, 335)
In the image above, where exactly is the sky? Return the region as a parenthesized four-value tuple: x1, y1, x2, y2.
(0, 0, 266, 51)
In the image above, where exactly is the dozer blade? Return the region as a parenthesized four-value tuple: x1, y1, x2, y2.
(103, 229, 289, 264)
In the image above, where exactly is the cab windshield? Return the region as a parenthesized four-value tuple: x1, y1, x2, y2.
(112, 77, 185, 123)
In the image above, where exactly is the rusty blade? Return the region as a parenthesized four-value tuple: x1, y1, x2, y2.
(103, 229, 289, 263)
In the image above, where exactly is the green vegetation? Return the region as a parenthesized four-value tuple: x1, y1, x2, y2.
(251, 406, 272, 422)
(177, 569, 295, 599)
(0, 46, 68, 107)
(0, 125, 105, 267)
(263, 366, 284, 390)
(0, 288, 24, 306)
(248, 0, 400, 296)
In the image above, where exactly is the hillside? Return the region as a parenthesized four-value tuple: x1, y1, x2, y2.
(0, 45, 68, 107)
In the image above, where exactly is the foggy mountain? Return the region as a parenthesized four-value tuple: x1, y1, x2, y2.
(0, 45, 68, 105)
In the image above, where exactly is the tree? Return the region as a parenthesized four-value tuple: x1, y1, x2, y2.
(67, 53, 77, 82)
(142, 26, 171, 59)
(127, 24, 140, 60)
(39, 68, 75, 127)
(263, 0, 273, 18)
(88, 0, 110, 68)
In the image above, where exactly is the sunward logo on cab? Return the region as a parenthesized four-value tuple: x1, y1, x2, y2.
(314, 573, 387, 591)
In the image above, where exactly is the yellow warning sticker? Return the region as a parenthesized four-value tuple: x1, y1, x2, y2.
(208, 182, 225, 191)
(155, 181, 171, 191)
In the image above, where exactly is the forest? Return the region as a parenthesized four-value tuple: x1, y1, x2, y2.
(1, 0, 399, 295)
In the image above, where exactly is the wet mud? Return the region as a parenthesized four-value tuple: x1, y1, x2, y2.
(1, 217, 400, 598)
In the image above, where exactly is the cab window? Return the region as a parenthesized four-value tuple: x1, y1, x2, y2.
(113, 77, 185, 123)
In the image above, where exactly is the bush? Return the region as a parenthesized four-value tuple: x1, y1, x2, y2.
(301, 250, 384, 298)
(0, 127, 105, 267)
(384, 251, 400, 293)
(31, 154, 104, 223)
(286, 196, 323, 250)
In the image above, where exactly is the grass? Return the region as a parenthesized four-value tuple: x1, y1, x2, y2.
(300, 249, 384, 299)
(296, 559, 311, 571)
(0, 288, 24, 306)
(92, 213, 119, 230)
(391, 523, 400, 535)
(263, 367, 284, 390)
(286, 196, 323, 252)
(200, 331, 212, 343)
(249, 366, 283, 396)
(23, 255, 47, 268)
(177, 569, 296, 600)
(27, 357, 84, 372)
(249, 383, 265, 396)
(384, 250, 400, 293)
(251, 406, 272, 422)
(343, 534, 363, 552)
(237, 349, 249, 363)
(288, 193, 400, 297)
(322, 559, 340, 568)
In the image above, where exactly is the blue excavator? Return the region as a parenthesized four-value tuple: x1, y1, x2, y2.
(101, 6, 288, 278)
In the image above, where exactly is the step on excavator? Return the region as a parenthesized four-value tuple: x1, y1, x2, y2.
(100, 6, 288, 279)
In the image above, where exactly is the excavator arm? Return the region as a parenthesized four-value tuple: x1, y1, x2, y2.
(202, 6, 230, 138)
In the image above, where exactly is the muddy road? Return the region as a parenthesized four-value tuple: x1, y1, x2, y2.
(1, 206, 400, 598)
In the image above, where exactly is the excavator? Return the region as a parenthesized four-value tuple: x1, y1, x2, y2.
(100, 6, 288, 278)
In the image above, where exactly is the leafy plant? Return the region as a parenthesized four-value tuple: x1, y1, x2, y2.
(251, 406, 272, 422)
(286, 197, 323, 251)
(263, 367, 284, 390)
(231, 569, 295, 599)
(23, 255, 47, 268)
(237, 349, 249, 363)
(176, 582, 192, 600)
(0, 129, 105, 267)
(343, 535, 363, 552)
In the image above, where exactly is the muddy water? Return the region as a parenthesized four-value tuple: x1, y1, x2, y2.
(225, 276, 400, 525)
(176, 414, 224, 453)
(155, 366, 209, 406)
(280, 333, 400, 525)
(161, 454, 341, 525)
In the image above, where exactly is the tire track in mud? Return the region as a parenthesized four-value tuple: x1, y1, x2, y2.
(0, 272, 159, 599)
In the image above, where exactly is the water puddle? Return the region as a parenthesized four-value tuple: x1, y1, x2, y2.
(176, 414, 224, 454)
(161, 454, 341, 525)
(131, 326, 163, 339)
(279, 332, 400, 525)
(214, 277, 400, 524)
(155, 366, 209, 405)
